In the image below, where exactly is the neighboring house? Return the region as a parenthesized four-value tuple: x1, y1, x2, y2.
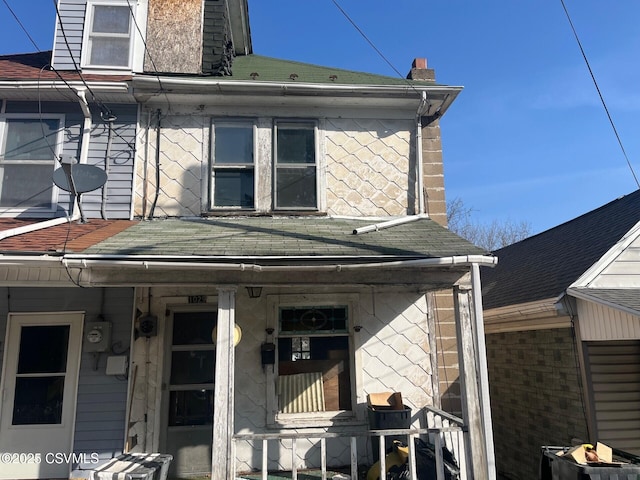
(0, 1, 497, 479)
(481, 189, 640, 480)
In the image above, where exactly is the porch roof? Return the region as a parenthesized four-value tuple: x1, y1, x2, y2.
(76, 216, 487, 260)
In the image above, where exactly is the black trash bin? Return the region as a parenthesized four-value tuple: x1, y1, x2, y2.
(367, 404, 412, 461)
(540, 446, 640, 480)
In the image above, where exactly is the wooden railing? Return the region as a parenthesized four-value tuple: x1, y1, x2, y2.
(232, 407, 467, 480)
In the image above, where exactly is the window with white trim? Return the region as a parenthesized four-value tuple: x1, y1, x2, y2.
(210, 120, 255, 209)
(82, 2, 133, 69)
(277, 306, 352, 415)
(0, 116, 63, 212)
(274, 121, 318, 210)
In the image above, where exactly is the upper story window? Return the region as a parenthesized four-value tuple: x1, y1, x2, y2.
(0, 116, 63, 213)
(210, 121, 255, 209)
(209, 119, 319, 213)
(274, 121, 318, 210)
(82, 2, 133, 69)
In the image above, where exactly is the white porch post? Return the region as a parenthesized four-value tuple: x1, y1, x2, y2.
(211, 287, 237, 480)
(454, 276, 489, 480)
(471, 263, 496, 480)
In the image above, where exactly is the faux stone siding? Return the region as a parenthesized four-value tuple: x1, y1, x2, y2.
(486, 328, 589, 480)
(325, 118, 414, 217)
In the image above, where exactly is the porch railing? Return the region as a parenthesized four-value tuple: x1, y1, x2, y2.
(232, 406, 467, 480)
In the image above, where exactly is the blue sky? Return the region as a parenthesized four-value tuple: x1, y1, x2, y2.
(1, 0, 639, 235)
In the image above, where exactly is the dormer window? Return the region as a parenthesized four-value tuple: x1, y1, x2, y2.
(82, 2, 133, 69)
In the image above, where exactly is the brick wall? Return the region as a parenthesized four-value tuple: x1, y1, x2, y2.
(486, 328, 589, 480)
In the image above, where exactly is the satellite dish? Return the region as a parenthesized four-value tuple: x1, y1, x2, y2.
(53, 163, 108, 193)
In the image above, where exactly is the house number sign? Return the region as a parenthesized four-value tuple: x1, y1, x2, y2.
(188, 295, 207, 304)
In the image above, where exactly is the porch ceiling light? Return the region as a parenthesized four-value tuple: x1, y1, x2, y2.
(246, 286, 263, 298)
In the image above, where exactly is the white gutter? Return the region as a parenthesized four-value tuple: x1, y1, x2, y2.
(0, 87, 92, 241)
(0, 81, 130, 94)
(352, 214, 428, 235)
(133, 75, 463, 96)
(60, 254, 498, 271)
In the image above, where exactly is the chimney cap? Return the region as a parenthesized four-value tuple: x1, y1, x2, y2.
(412, 58, 427, 69)
(407, 57, 435, 81)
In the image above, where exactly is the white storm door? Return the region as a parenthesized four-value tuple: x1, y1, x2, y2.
(0, 312, 83, 480)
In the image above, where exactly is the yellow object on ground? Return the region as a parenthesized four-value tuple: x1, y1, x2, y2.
(367, 442, 409, 480)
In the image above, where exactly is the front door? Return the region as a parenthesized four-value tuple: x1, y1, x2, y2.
(0, 312, 83, 479)
(161, 309, 217, 477)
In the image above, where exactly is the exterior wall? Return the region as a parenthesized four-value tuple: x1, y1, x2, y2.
(52, 0, 85, 71)
(127, 286, 436, 472)
(0, 287, 134, 465)
(577, 299, 640, 341)
(133, 109, 417, 218)
(486, 328, 589, 480)
(421, 119, 447, 226)
(3, 100, 137, 220)
(587, 234, 640, 288)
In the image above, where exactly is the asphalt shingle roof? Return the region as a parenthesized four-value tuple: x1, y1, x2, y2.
(80, 216, 486, 260)
(224, 54, 439, 86)
(0, 51, 131, 81)
(570, 287, 640, 316)
(481, 189, 640, 310)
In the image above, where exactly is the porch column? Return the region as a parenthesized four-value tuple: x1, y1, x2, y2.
(454, 275, 491, 480)
(211, 287, 237, 480)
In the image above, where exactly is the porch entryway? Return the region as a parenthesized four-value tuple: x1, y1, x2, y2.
(0, 312, 83, 480)
(160, 308, 217, 478)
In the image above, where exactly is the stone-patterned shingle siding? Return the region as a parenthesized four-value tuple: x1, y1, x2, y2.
(486, 328, 589, 480)
(325, 118, 414, 217)
(134, 115, 419, 217)
(202, 0, 233, 75)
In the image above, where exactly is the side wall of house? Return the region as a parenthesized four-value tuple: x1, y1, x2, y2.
(3, 101, 137, 220)
(486, 328, 589, 480)
(0, 287, 134, 464)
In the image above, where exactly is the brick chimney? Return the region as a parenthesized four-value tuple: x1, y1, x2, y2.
(407, 58, 435, 81)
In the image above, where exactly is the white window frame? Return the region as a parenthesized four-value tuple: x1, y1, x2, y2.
(273, 120, 319, 211)
(0, 114, 64, 216)
(81, 1, 135, 70)
(266, 294, 360, 428)
(209, 119, 257, 210)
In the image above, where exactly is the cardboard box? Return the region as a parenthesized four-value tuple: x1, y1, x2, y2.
(563, 443, 621, 465)
(367, 392, 404, 410)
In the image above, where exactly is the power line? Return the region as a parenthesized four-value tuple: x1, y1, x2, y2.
(560, 0, 640, 189)
(1, 0, 41, 51)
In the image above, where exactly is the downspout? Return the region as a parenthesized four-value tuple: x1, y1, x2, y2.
(0, 87, 91, 241)
(148, 109, 162, 219)
(101, 112, 117, 219)
(471, 263, 496, 480)
(416, 92, 429, 215)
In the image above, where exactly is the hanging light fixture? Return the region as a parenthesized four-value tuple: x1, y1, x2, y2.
(246, 286, 263, 298)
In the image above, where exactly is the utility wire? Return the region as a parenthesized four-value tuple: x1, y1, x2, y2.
(560, 0, 640, 189)
(2, 0, 41, 51)
(330, 0, 439, 114)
